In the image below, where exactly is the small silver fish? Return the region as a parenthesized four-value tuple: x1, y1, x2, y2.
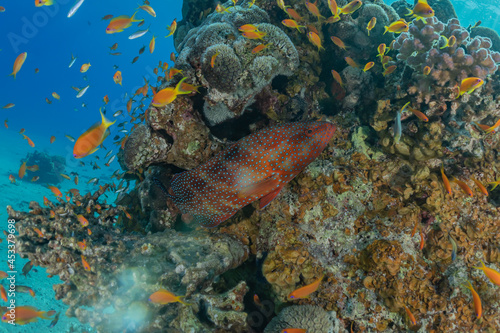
(449, 233, 458, 261)
(113, 110, 123, 117)
(105, 150, 113, 158)
(67, 0, 85, 18)
(65, 134, 75, 142)
(107, 155, 116, 165)
(76, 85, 90, 98)
(128, 28, 149, 40)
(68, 54, 77, 68)
(394, 103, 407, 144)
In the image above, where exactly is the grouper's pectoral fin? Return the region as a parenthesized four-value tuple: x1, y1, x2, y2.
(237, 174, 281, 199)
(259, 186, 284, 209)
(195, 211, 239, 228)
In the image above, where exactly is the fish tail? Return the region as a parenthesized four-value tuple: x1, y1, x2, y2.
(472, 260, 485, 271)
(383, 26, 388, 34)
(405, 8, 413, 16)
(178, 296, 192, 306)
(367, 30, 370, 36)
(100, 109, 116, 128)
(175, 77, 191, 94)
(39, 311, 54, 320)
(131, 11, 141, 22)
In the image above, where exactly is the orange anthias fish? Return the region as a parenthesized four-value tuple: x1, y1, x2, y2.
(288, 275, 324, 299)
(153, 122, 335, 228)
(345, 57, 359, 68)
(252, 43, 272, 54)
(149, 35, 156, 54)
(340, 0, 362, 15)
(22, 134, 35, 147)
(305, 0, 325, 20)
(282, 19, 305, 32)
(366, 17, 377, 35)
(0, 285, 6, 302)
(77, 215, 89, 227)
(81, 255, 91, 271)
(19, 161, 27, 179)
(106, 12, 141, 34)
(484, 118, 500, 134)
(331, 69, 344, 88)
(471, 177, 488, 196)
(35, 0, 53, 6)
(440, 164, 452, 195)
(406, 0, 434, 23)
(403, 304, 417, 325)
(151, 77, 191, 108)
(452, 177, 473, 197)
(307, 31, 324, 50)
(149, 289, 190, 305)
(113, 71, 122, 85)
(331, 36, 348, 50)
(327, 0, 339, 17)
(281, 329, 307, 333)
(242, 31, 266, 40)
(166, 18, 177, 37)
(10, 52, 27, 79)
(1, 306, 54, 325)
(384, 19, 409, 34)
(456, 77, 484, 98)
(473, 260, 500, 286)
(363, 62, 375, 72)
(80, 63, 91, 73)
(50, 136, 56, 144)
(73, 110, 116, 158)
(407, 105, 428, 122)
(463, 281, 482, 319)
(48, 185, 62, 197)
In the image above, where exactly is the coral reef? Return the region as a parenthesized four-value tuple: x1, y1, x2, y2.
(175, 3, 299, 125)
(471, 26, 500, 52)
(394, 17, 500, 84)
(8, 186, 249, 332)
(263, 305, 334, 333)
(21, 150, 66, 184)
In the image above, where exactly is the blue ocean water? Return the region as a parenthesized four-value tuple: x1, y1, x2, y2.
(1, 1, 180, 332)
(0, 0, 498, 332)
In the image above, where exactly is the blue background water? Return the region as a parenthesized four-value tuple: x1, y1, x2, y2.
(0, 0, 498, 332)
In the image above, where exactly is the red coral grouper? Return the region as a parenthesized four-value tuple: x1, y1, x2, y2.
(155, 121, 336, 228)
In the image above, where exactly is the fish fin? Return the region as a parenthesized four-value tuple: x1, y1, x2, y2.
(152, 177, 171, 198)
(177, 296, 192, 306)
(405, 8, 413, 16)
(237, 174, 281, 199)
(100, 109, 116, 128)
(383, 26, 389, 34)
(259, 186, 284, 209)
(197, 211, 238, 228)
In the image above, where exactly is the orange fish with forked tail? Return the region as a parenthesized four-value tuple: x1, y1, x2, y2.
(10, 52, 27, 79)
(149, 289, 190, 305)
(106, 12, 141, 34)
(1, 306, 54, 325)
(151, 77, 191, 107)
(288, 275, 324, 300)
(73, 110, 115, 158)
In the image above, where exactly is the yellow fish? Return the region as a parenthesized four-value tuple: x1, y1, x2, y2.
(456, 77, 483, 98)
(366, 17, 376, 36)
(151, 77, 191, 107)
(406, 0, 434, 23)
(384, 19, 409, 34)
(106, 12, 141, 34)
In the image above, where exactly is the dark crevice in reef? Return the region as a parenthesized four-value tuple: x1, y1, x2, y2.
(208, 107, 267, 142)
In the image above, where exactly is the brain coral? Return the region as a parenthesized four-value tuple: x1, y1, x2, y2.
(264, 305, 334, 333)
(175, 2, 299, 126)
